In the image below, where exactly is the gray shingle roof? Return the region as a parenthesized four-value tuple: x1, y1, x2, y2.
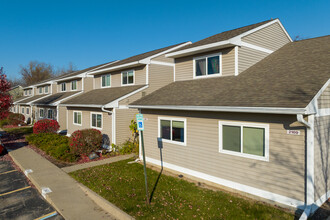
(16, 95, 49, 105)
(172, 19, 273, 52)
(131, 36, 330, 109)
(91, 42, 189, 73)
(62, 85, 145, 106)
(33, 91, 81, 105)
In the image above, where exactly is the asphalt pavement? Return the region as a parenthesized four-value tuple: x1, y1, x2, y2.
(0, 160, 63, 220)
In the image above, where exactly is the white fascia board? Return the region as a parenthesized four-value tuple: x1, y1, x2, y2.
(129, 105, 308, 115)
(28, 94, 53, 105)
(88, 61, 141, 75)
(52, 91, 84, 106)
(166, 39, 241, 58)
(54, 73, 85, 82)
(13, 96, 31, 104)
(166, 19, 292, 58)
(33, 81, 54, 87)
(140, 42, 193, 64)
(104, 85, 149, 108)
(306, 78, 330, 115)
(60, 104, 103, 108)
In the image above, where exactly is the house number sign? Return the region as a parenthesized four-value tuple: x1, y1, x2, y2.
(287, 130, 300, 135)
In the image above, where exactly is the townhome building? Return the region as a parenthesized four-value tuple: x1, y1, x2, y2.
(13, 84, 49, 123)
(32, 62, 115, 130)
(61, 42, 190, 145)
(129, 19, 330, 217)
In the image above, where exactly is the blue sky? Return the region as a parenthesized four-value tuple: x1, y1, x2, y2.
(1, 0, 329, 80)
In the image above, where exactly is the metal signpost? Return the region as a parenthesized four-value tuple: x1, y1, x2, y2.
(136, 113, 150, 204)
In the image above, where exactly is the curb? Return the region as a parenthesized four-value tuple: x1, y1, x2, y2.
(78, 183, 135, 220)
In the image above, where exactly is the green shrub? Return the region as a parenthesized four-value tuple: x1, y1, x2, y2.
(69, 129, 103, 157)
(118, 140, 139, 155)
(0, 119, 9, 128)
(26, 133, 78, 162)
(7, 113, 25, 125)
(4, 126, 33, 135)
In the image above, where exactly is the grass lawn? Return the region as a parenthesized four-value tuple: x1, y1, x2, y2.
(70, 159, 294, 219)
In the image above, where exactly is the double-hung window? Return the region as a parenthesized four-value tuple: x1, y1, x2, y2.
(39, 109, 44, 118)
(39, 87, 43, 94)
(24, 90, 27, 96)
(91, 113, 102, 129)
(73, 111, 82, 125)
(71, 80, 77, 90)
(158, 117, 186, 145)
(26, 107, 29, 115)
(61, 83, 66, 92)
(219, 121, 269, 161)
(122, 70, 134, 85)
(194, 53, 221, 78)
(29, 90, 32, 95)
(47, 109, 53, 119)
(101, 74, 111, 87)
(22, 107, 25, 114)
(45, 86, 49, 93)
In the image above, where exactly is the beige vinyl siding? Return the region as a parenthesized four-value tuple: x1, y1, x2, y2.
(314, 115, 330, 201)
(141, 110, 306, 202)
(119, 64, 174, 105)
(58, 106, 67, 130)
(67, 107, 112, 142)
(318, 84, 330, 109)
(238, 46, 269, 74)
(242, 22, 291, 51)
(51, 83, 57, 94)
(94, 66, 146, 89)
(84, 77, 94, 92)
(115, 108, 138, 145)
(57, 79, 82, 92)
(175, 47, 235, 81)
(152, 54, 174, 63)
(20, 104, 33, 123)
(35, 106, 57, 121)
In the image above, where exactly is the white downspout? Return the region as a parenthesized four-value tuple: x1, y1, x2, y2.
(101, 106, 115, 145)
(297, 114, 315, 220)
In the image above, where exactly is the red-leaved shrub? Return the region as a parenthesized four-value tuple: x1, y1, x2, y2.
(69, 129, 102, 156)
(33, 119, 60, 134)
(7, 112, 25, 125)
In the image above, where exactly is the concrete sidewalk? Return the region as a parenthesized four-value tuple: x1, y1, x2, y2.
(9, 147, 115, 220)
(62, 153, 135, 173)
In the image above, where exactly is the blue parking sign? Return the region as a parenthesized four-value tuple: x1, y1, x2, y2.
(136, 114, 144, 131)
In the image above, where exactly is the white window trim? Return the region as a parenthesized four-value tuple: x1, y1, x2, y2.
(22, 107, 25, 114)
(39, 108, 44, 118)
(121, 70, 135, 86)
(29, 90, 32, 95)
(193, 52, 222, 79)
(90, 112, 103, 129)
(101, 74, 111, 88)
(39, 87, 43, 94)
(61, 83, 66, 92)
(158, 116, 187, 146)
(26, 107, 30, 115)
(24, 90, 27, 96)
(73, 111, 82, 126)
(71, 80, 78, 91)
(44, 86, 49, 94)
(218, 121, 269, 161)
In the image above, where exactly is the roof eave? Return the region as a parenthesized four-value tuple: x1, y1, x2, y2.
(128, 105, 309, 115)
(165, 39, 241, 58)
(88, 61, 142, 75)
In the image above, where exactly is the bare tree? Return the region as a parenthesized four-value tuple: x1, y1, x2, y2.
(55, 62, 77, 77)
(19, 61, 54, 86)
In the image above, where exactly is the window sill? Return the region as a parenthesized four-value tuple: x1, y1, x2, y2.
(193, 73, 222, 79)
(73, 123, 82, 126)
(160, 138, 186, 146)
(219, 149, 269, 162)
